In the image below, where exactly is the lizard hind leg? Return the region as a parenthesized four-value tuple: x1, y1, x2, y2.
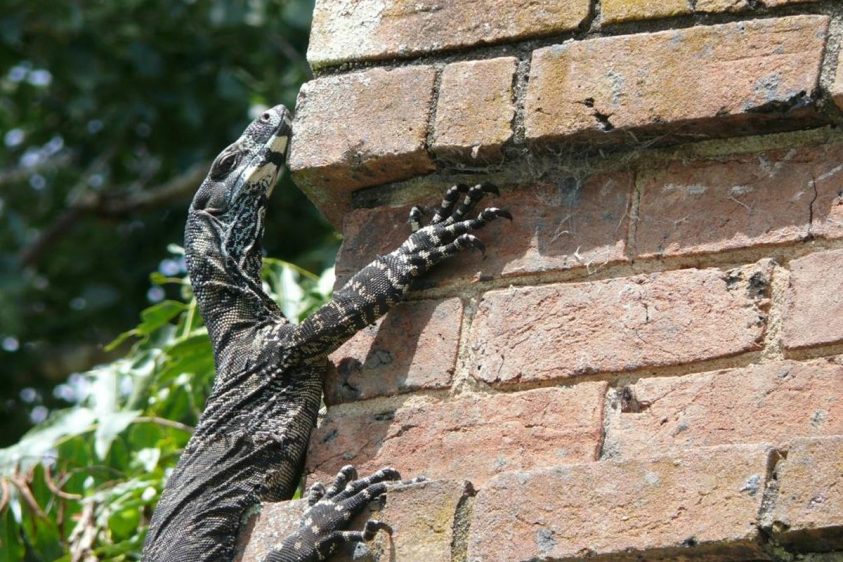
(262, 466, 403, 562)
(313, 520, 392, 560)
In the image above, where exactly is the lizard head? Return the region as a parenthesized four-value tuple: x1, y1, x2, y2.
(186, 104, 292, 276)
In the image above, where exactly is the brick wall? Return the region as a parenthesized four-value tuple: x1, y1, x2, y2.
(238, 1, 843, 560)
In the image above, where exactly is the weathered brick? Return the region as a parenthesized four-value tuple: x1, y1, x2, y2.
(335, 174, 632, 288)
(289, 66, 436, 225)
(307, 384, 607, 488)
(235, 499, 307, 562)
(334, 480, 472, 562)
(236, 480, 471, 562)
(601, 0, 690, 24)
(525, 16, 829, 144)
(324, 299, 462, 405)
(782, 250, 843, 350)
(470, 263, 769, 385)
(636, 143, 843, 258)
(603, 357, 843, 460)
(307, 0, 590, 69)
(603, 0, 818, 22)
(767, 436, 843, 551)
(432, 57, 517, 161)
(468, 445, 771, 561)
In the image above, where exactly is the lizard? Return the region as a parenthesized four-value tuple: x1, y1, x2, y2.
(141, 104, 510, 562)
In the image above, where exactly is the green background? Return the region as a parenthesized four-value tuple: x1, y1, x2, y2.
(0, 0, 334, 446)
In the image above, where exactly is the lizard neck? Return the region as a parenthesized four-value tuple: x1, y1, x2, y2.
(184, 211, 279, 358)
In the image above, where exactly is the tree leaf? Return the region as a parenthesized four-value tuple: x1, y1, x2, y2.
(137, 300, 187, 336)
(95, 411, 140, 461)
(0, 408, 96, 473)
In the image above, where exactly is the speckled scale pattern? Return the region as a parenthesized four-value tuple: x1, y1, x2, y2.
(141, 105, 508, 562)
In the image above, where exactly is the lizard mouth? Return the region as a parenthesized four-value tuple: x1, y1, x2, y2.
(239, 108, 293, 198)
(262, 110, 293, 196)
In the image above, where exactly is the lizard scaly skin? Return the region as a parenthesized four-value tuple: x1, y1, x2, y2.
(141, 104, 509, 562)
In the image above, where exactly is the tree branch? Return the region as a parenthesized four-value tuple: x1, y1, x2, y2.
(19, 163, 208, 267)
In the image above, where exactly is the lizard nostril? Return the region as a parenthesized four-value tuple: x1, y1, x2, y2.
(260, 112, 271, 122)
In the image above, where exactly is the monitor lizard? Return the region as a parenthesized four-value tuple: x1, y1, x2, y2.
(141, 104, 510, 561)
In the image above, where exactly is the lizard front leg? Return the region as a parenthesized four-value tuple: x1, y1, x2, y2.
(290, 183, 510, 359)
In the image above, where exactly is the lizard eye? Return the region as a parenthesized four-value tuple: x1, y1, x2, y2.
(210, 146, 242, 180)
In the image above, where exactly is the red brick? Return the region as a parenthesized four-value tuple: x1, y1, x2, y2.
(470, 263, 770, 386)
(307, 0, 590, 69)
(236, 480, 470, 562)
(324, 299, 462, 405)
(782, 250, 843, 350)
(335, 174, 632, 288)
(603, 357, 843, 459)
(603, 0, 818, 22)
(333, 479, 471, 562)
(468, 445, 771, 561)
(636, 143, 843, 258)
(525, 17, 829, 144)
(767, 436, 843, 550)
(432, 57, 517, 161)
(235, 499, 307, 562)
(306, 384, 607, 488)
(601, 0, 690, 24)
(289, 66, 436, 226)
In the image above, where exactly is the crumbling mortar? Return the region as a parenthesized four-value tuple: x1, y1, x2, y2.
(757, 447, 790, 559)
(424, 348, 769, 403)
(626, 170, 641, 261)
(320, 388, 452, 420)
(807, 175, 820, 239)
(424, 64, 446, 169)
(350, 127, 843, 213)
(817, 2, 843, 92)
(321, 345, 781, 421)
(596, 379, 617, 460)
(782, 339, 843, 362)
(449, 484, 476, 562)
(760, 263, 790, 362)
(581, 0, 602, 36)
(403, 235, 843, 309)
(449, 294, 497, 399)
(510, 55, 531, 146)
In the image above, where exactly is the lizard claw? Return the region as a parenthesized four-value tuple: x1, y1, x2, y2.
(460, 234, 485, 256)
(495, 208, 513, 221)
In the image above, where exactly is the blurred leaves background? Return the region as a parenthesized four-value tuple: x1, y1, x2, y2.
(0, 0, 335, 443)
(0, 254, 334, 560)
(0, 0, 339, 558)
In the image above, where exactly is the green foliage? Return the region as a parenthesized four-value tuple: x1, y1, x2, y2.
(0, 251, 333, 560)
(0, 0, 337, 446)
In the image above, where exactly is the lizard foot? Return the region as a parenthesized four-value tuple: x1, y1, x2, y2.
(263, 465, 406, 562)
(401, 183, 511, 271)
